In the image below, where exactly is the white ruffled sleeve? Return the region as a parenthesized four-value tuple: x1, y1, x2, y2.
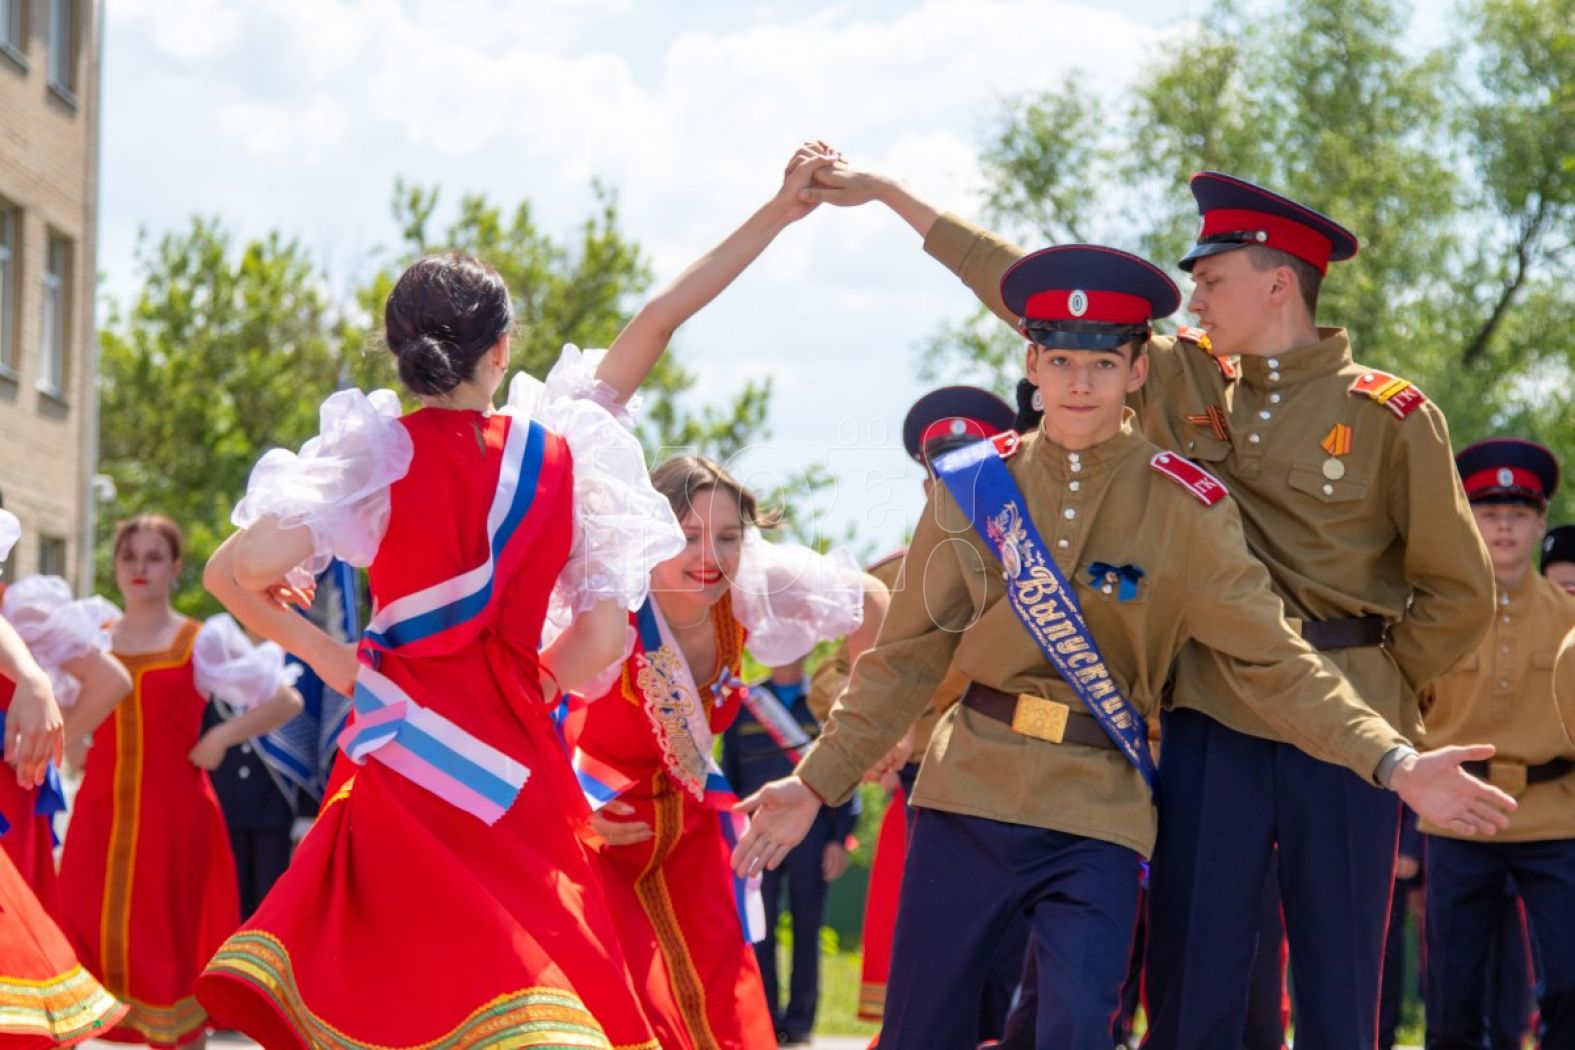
(0, 575, 120, 709)
(503, 350, 684, 635)
(231, 388, 413, 577)
(0, 509, 18, 564)
(192, 614, 302, 711)
(731, 530, 866, 666)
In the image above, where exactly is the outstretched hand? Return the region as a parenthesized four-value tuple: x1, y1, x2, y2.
(5, 672, 64, 788)
(731, 776, 822, 878)
(1391, 744, 1517, 836)
(775, 141, 842, 223)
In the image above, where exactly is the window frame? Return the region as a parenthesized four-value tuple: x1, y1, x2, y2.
(0, 203, 15, 379)
(38, 233, 70, 399)
(46, 0, 75, 100)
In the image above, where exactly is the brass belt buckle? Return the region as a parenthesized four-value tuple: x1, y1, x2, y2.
(1489, 759, 1528, 798)
(1011, 694, 1069, 744)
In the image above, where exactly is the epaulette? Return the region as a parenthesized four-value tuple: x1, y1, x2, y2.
(991, 430, 1022, 459)
(1349, 370, 1427, 419)
(1150, 451, 1228, 507)
(1176, 326, 1236, 380)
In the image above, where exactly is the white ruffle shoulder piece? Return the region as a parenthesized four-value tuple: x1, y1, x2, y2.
(0, 509, 19, 564)
(231, 388, 413, 578)
(731, 529, 866, 667)
(502, 347, 684, 637)
(0, 575, 120, 709)
(192, 613, 302, 711)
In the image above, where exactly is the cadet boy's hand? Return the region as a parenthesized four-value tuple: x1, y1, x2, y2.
(732, 776, 822, 878)
(822, 841, 849, 882)
(775, 142, 841, 223)
(1390, 744, 1517, 836)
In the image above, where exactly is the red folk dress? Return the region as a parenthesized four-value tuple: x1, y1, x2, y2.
(197, 354, 682, 1049)
(576, 535, 864, 1050)
(58, 618, 244, 1046)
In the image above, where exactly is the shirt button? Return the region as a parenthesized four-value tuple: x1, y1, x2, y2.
(1267, 358, 1280, 368)
(1268, 371, 1281, 382)
(1322, 484, 1334, 495)
(1259, 410, 1272, 421)
(1064, 508, 1077, 520)
(240, 742, 253, 754)
(1057, 538, 1070, 549)
(1269, 393, 1282, 404)
(1102, 584, 1114, 595)
(238, 766, 252, 780)
(1249, 433, 1262, 444)
(1068, 452, 1081, 463)
(1069, 480, 1081, 492)
(1500, 593, 1510, 606)
(1499, 678, 1510, 689)
(1501, 645, 1510, 654)
(1070, 462, 1082, 472)
(1502, 615, 1511, 624)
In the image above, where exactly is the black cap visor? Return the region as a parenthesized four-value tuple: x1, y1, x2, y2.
(1023, 319, 1150, 352)
(1178, 233, 1262, 272)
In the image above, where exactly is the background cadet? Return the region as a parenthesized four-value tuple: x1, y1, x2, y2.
(720, 656, 859, 1046)
(790, 160, 1498, 1049)
(1418, 438, 1575, 1048)
(732, 243, 1509, 1050)
(1541, 524, 1575, 594)
(808, 384, 1018, 1038)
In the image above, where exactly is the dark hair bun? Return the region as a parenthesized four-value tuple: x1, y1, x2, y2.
(384, 253, 513, 397)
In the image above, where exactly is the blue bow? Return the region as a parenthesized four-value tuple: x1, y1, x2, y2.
(1087, 562, 1145, 603)
(710, 666, 744, 704)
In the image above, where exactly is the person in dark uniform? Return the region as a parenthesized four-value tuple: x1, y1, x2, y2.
(732, 243, 1510, 1050)
(1541, 524, 1575, 595)
(721, 657, 858, 1046)
(1419, 438, 1575, 1049)
(1378, 806, 1423, 1050)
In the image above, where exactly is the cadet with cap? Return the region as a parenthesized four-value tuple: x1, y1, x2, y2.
(730, 244, 1507, 1050)
(1418, 437, 1575, 1047)
(789, 160, 1503, 1048)
(809, 383, 1019, 1034)
(1542, 523, 1575, 594)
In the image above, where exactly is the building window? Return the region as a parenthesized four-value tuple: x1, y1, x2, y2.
(0, 205, 14, 376)
(1, 0, 22, 58)
(39, 235, 69, 396)
(38, 535, 66, 577)
(47, 0, 74, 94)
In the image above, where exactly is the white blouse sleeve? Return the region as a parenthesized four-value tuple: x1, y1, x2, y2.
(0, 575, 120, 709)
(192, 614, 302, 712)
(0, 509, 18, 565)
(731, 529, 866, 667)
(231, 388, 413, 577)
(503, 348, 684, 626)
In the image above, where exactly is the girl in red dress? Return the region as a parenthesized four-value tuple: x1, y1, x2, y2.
(576, 457, 890, 1050)
(0, 508, 130, 1045)
(0, 576, 129, 914)
(58, 516, 305, 1048)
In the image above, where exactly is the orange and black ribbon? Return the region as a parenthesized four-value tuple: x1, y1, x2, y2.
(1185, 405, 1231, 442)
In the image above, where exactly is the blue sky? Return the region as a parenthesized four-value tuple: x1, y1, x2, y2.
(101, 0, 1449, 554)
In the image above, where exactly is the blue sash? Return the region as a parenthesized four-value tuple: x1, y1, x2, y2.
(932, 439, 1157, 791)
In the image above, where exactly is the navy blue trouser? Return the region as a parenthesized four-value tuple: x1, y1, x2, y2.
(1377, 869, 1422, 1050)
(894, 762, 1024, 1042)
(1481, 876, 1537, 1049)
(1145, 710, 1400, 1050)
(756, 820, 831, 1039)
(878, 808, 1142, 1050)
(1424, 835, 1575, 1049)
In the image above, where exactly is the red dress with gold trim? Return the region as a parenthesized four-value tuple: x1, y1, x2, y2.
(58, 619, 240, 1046)
(196, 389, 666, 1050)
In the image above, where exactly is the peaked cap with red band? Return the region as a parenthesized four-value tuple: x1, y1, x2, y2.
(902, 385, 1016, 464)
(1179, 172, 1359, 276)
(1455, 437, 1559, 508)
(1002, 244, 1181, 353)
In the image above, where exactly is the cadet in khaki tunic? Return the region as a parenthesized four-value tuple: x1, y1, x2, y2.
(792, 161, 1500, 1047)
(730, 244, 1511, 1050)
(1420, 438, 1575, 1047)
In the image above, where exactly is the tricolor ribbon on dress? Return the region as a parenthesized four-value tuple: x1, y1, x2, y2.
(739, 683, 814, 764)
(339, 663, 530, 826)
(628, 596, 767, 943)
(933, 439, 1157, 792)
(570, 746, 634, 813)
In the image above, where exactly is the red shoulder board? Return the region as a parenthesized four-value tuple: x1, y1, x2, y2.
(1176, 326, 1236, 380)
(991, 430, 1022, 459)
(1150, 451, 1228, 507)
(1349, 370, 1427, 420)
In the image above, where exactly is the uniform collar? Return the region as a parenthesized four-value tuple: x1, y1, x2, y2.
(1496, 567, 1538, 610)
(1238, 327, 1352, 392)
(768, 679, 807, 706)
(1028, 409, 1141, 479)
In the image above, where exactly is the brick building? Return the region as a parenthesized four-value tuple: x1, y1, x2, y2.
(0, 0, 101, 588)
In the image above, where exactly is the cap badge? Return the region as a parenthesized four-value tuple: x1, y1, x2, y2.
(1254, 230, 1269, 243)
(1498, 468, 1515, 487)
(950, 419, 967, 435)
(1068, 290, 1088, 317)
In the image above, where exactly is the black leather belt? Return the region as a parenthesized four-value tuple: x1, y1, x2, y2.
(1463, 757, 1572, 793)
(960, 682, 1116, 750)
(1300, 615, 1386, 651)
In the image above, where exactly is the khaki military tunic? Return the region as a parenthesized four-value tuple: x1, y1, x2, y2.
(922, 214, 1494, 743)
(808, 550, 968, 757)
(796, 423, 1406, 858)
(1420, 570, 1575, 841)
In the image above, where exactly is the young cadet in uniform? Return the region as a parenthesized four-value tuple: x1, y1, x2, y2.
(793, 161, 1499, 1048)
(1542, 523, 1575, 594)
(1419, 438, 1575, 1047)
(807, 385, 1020, 1038)
(729, 244, 1513, 1050)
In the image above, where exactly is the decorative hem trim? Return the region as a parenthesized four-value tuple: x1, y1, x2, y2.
(0, 964, 129, 1044)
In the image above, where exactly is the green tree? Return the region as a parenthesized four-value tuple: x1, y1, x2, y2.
(926, 0, 1575, 518)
